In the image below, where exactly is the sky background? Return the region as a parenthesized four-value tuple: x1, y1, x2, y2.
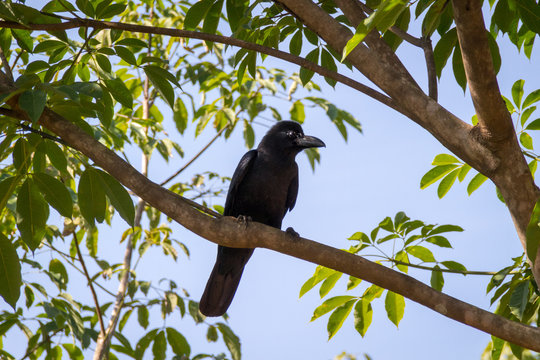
(4, 2, 540, 359)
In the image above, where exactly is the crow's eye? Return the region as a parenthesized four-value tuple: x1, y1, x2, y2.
(286, 130, 297, 139)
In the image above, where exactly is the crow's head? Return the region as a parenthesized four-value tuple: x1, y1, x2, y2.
(259, 120, 325, 157)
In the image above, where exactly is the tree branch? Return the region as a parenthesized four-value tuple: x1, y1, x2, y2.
(73, 233, 106, 337)
(0, 18, 404, 116)
(6, 104, 535, 351)
(451, 0, 513, 140)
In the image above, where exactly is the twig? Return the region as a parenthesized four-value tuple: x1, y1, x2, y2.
(43, 242, 116, 297)
(74, 232, 107, 337)
(0, 46, 13, 81)
(62, 27, 96, 82)
(160, 125, 228, 186)
(387, 259, 518, 276)
(422, 36, 438, 100)
(0, 108, 68, 144)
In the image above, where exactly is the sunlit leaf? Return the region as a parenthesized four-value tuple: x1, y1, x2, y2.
(327, 299, 356, 340)
(385, 291, 405, 327)
(0, 233, 22, 309)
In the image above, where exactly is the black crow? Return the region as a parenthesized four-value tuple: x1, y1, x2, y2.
(199, 120, 325, 316)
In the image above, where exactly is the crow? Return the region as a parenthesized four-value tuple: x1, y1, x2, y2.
(199, 120, 325, 317)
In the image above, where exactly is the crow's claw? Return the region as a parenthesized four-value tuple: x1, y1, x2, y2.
(236, 215, 252, 228)
(285, 227, 300, 239)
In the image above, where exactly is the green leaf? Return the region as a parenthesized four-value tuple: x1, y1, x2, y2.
(384, 291, 405, 327)
(299, 266, 335, 297)
(300, 48, 319, 85)
(523, 89, 540, 108)
(467, 172, 488, 195)
(95, 170, 135, 227)
(516, 0, 540, 34)
(347, 276, 362, 290)
(311, 295, 356, 321)
(521, 106, 537, 127)
(45, 140, 67, 173)
(152, 331, 166, 360)
(342, 29, 366, 61)
(437, 168, 459, 198)
(430, 265, 444, 291)
(441, 260, 467, 272)
(202, 0, 223, 37)
(327, 299, 356, 340)
(137, 306, 149, 329)
(432, 153, 459, 165)
(115, 46, 137, 66)
(353, 299, 373, 337)
(319, 271, 342, 298)
(12, 138, 33, 174)
(452, 45, 467, 92)
(519, 132, 534, 150)
(425, 235, 452, 248)
(216, 323, 241, 360)
(19, 89, 46, 123)
(99, 2, 127, 18)
(0, 176, 21, 215)
(166, 328, 191, 357)
(525, 199, 540, 263)
(104, 77, 133, 109)
(0, 233, 22, 309)
(12, 29, 33, 53)
(49, 258, 68, 290)
(363, 284, 384, 302)
(62, 344, 84, 360)
(428, 224, 464, 235)
(433, 28, 457, 78)
(16, 178, 49, 251)
(173, 98, 188, 134)
(458, 164, 472, 182)
(135, 329, 158, 360)
(512, 79, 525, 109)
(243, 120, 255, 148)
(33, 172, 73, 217)
(487, 31, 501, 74)
(143, 65, 175, 108)
(406, 245, 435, 262)
(509, 281, 529, 320)
(78, 168, 106, 226)
(420, 164, 458, 189)
(290, 100, 305, 123)
(289, 30, 303, 56)
(226, 0, 247, 32)
(184, 0, 213, 30)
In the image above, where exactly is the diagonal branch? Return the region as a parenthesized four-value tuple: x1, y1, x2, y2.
(0, 100, 535, 350)
(274, 0, 497, 175)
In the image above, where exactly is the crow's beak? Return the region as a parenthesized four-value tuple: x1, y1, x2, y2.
(296, 135, 326, 149)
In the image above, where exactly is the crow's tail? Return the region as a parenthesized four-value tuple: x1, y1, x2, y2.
(199, 247, 253, 317)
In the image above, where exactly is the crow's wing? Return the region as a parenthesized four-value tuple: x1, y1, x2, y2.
(223, 149, 257, 216)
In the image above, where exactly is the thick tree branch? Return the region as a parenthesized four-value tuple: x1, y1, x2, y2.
(451, 0, 513, 140)
(0, 19, 403, 116)
(274, 0, 497, 177)
(451, 0, 540, 282)
(0, 104, 534, 350)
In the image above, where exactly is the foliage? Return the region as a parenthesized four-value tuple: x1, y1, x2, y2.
(0, 0, 361, 358)
(0, 0, 538, 358)
(301, 212, 539, 359)
(300, 212, 466, 338)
